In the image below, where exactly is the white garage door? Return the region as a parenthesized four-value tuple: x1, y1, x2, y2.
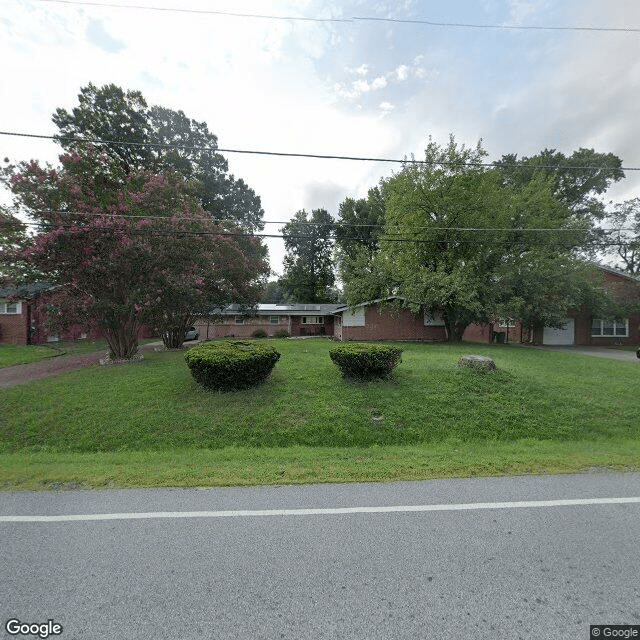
(543, 319, 575, 345)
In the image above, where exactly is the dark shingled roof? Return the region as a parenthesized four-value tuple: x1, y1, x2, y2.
(0, 282, 55, 299)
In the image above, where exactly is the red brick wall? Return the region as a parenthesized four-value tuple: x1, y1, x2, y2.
(0, 309, 28, 345)
(194, 315, 291, 338)
(463, 324, 490, 343)
(194, 315, 335, 338)
(25, 306, 156, 345)
(464, 321, 524, 344)
(339, 305, 447, 341)
(574, 312, 639, 346)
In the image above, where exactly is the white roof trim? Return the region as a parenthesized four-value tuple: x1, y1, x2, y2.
(334, 296, 413, 312)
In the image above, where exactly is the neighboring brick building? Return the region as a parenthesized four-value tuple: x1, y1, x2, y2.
(528, 265, 640, 346)
(194, 304, 342, 339)
(0, 282, 155, 346)
(331, 265, 640, 345)
(334, 298, 447, 342)
(0, 282, 55, 345)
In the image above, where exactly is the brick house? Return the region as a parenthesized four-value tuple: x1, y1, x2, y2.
(194, 304, 343, 339)
(0, 282, 57, 345)
(0, 282, 156, 346)
(527, 264, 640, 346)
(331, 265, 640, 346)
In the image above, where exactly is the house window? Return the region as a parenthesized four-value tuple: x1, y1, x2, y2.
(46, 335, 59, 342)
(591, 318, 628, 337)
(270, 316, 280, 325)
(424, 311, 446, 326)
(235, 316, 245, 325)
(342, 309, 365, 327)
(0, 300, 22, 314)
(301, 316, 324, 324)
(497, 318, 515, 328)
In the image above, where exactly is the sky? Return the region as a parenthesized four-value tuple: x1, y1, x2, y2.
(2, 0, 640, 277)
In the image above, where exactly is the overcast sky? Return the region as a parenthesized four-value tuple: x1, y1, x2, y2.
(2, 0, 640, 276)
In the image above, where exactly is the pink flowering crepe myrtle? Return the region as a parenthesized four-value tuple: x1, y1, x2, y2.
(5, 147, 269, 358)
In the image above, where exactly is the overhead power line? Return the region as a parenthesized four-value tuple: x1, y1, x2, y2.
(2, 218, 631, 247)
(34, 0, 640, 33)
(7, 209, 635, 233)
(1, 130, 637, 172)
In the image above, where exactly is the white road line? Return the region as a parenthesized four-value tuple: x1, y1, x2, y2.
(1, 497, 639, 522)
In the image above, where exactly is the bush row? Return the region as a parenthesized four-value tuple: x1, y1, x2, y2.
(185, 341, 404, 391)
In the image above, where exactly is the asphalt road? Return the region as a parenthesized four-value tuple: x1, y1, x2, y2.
(2, 473, 639, 640)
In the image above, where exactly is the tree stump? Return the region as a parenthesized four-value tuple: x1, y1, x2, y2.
(458, 355, 497, 372)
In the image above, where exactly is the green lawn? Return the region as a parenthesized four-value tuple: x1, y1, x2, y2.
(0, 344, 59, 368)
(0, 337, 159, 368)
(1, 339, 638, 489)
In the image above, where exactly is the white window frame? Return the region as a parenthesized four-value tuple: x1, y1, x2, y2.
(591, 318, 628, 338)
(424, 310, 446, 326)
(0, 300, 22, 314)
(301, 316, 324, 325)
(496, 318, 515, 328)
(235, 316, 245, 325)
(269, 316, 280, 325)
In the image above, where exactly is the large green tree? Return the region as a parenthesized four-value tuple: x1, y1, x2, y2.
(334, 186, 385, 293)
(280, 208, 336, 303)
(2, 147, 268, 357)
(52, 83, 264, 231)
(603, 198, 640, 275)
(260, 279, 290, 304)
(494, 148, 624, 222)
(346, 136, 613, 341)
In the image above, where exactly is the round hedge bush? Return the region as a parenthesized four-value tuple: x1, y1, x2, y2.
(329, 343, 403, 380)
(184, 340, 281, 391)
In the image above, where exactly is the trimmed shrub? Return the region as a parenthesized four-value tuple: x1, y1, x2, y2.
(329, 343, 403, 380)
(274, 329, 289, 338)
(184, 340, 281, 391)
(251, 329, 267, 338)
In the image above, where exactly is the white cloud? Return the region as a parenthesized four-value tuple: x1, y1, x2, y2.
(2, 0, 640, 277)
(395, 64, 409, 80)
(504, 0, 548, 25)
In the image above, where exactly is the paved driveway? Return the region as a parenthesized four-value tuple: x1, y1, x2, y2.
(524, 345, 639, 362)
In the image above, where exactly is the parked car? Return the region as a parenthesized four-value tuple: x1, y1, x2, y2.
(185, 327, 199, 341)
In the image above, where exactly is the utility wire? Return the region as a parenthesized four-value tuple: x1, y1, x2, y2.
(3, 219, 629, 247)
(353, 15, 640, 33)
(4, 209, 635, 233)
(35, 0, 351, 22)
(1, 130, 637, 171)
(34, 0, 640, 33)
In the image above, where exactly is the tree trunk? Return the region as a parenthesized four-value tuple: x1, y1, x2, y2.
(161, 315, 190, 349)
(162, 326, 186, 349)
(443, 315, 467, 342)
(104, 324, 139, 359)
(450, 322, 467, 342)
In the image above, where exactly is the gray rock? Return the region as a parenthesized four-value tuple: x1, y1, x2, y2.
(458, 354, 496, 371)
